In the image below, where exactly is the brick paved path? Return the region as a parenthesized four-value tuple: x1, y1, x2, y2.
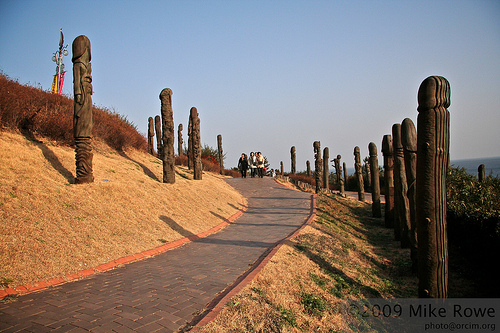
(0, 177, 313, 332)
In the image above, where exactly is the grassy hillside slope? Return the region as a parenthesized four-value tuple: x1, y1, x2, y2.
(0, 130, 243, 289)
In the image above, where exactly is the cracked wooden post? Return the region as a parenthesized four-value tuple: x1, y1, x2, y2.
(148, 117, 155, 156)
(155, 115, 162, 159)
(393, 123, 410, 246)
(190, 107, 202, 180)
(416, 76, 450, 298)
(160, 88, 175, 184)
(313, 141, 322, 194)
(402, 118, 418, 272)
(178, 124, 183, 158)
(478, 164, 485, 183)
(72, 35, 94, 184)
(291, 146, 296, 174)
(217, 134, 224, 174)
(323, 147, 329, 190)
(354, 146, 365, 201)
(369, 142, 382, 218)
(382, 134, 395, 228)
(306, 161, 311, 177)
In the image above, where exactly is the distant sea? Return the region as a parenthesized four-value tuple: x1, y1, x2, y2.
(343, 156, 500, 178)
(451, 156, 500, 178)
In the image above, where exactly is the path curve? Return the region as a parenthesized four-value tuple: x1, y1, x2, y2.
(0, 177, 313, 332)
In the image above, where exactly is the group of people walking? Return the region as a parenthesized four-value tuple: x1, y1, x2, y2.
(238, 152, 265, 178)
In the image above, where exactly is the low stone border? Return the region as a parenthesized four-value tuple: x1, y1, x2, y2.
(189, 193, 317, 331)
(0, 198, 247, 301)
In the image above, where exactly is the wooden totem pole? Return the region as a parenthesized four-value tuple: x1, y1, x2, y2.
(323, 147, 329, 190)
(160, 88, 175, 184)
(155, 115, 162, 158)
(478, 164, 485, 183)
(147, 116, 155, 156)
(402, 118, 418, 271)
(306, 161, 311, 177)
(217, 134, 224, 174)
(72, 35, 94, 184)
(291, 146, 296, 174)
(190, 107, 202, 180)
(334, 155, 345, 196)
(382, 134, 395, 228)
(416, 76, 450, 298)
(313, 141, 322, 194)
(178, 124, 184, 158)
(343, 162, 348, 188)
(393, 123, 410, 246)
(280, 161, 284, 176)
(354, 146, 365, 201)
(369, 142, 382, 218)
(364, 157, 372, 191)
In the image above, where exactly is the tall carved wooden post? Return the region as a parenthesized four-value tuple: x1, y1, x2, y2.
(382, 135, 395, 228)
(217, 134, 224, 174)
(313, 141, 322, 194)
(323, 147, 329, 190)
(364, 157, 372, 191)
(369, 142, 382, 218)
(178, 124, 183, 158)
(393, 123, 410, 246)
(155, 115, 162, 158)
(148, 117, 155, 155)
(402, 118, 418, 271)
(343, 162, 348, 188)
(290, 146, 296, 174)
(478, 164, 485, 183)
(416, 76, 450, 298)
(160, 88, 175, 184)
(306, 161, 311, 177)
(354, 146, 365, 201)
(187, 113, 193, 170)
(334, 155, 344, 196)
(72, 35, 94, 184)
(280, 161, 284, 176)
(190, 107, 202, 180)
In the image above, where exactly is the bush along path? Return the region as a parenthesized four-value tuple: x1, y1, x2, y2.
(0, 177, 314, 333)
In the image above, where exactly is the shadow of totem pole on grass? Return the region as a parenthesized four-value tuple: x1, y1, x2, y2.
(416, 76, 450, 298)
(72, 35, 94, 184)
(160, 88, 175, 184)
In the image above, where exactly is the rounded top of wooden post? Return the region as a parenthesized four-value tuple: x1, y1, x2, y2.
(159, 88, 173, 101)
(313, 141, 320, 149)
(368, 142, 378, 156)
(337, 154, 341, 159)
(72, 35, 91, 62)
(190, 107, 198, 117)
(291, 146, 296, 153)
(401, 118, 417, 152)
(417, 76, 451, 110)
(381, 134, 393, 155)
(353, 146, 360, 155)
(392, 123, 402, 149)
(178, 123, 183, 130)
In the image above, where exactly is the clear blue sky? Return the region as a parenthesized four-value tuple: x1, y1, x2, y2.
(1, 0, 499, 170)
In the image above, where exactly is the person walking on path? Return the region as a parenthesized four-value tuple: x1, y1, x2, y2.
(256, 152, 265, 178)
(238, 153, 249, 178)
(248, 152, 257, 178)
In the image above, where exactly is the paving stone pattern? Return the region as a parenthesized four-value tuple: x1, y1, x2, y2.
(0, 177, 312, 332)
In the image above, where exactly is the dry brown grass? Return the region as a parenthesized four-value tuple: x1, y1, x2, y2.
(198, 193, 418, 332)
(0, 130, 243, 288)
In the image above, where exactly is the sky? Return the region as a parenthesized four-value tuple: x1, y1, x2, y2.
(1, 0, 499, 171)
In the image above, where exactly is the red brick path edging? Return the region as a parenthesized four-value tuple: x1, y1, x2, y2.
(0, 198, 247, 301)
(189, 192, 317, 331)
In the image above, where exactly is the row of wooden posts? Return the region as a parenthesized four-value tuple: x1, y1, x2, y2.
(282, 76, 451, 298)
(146, 89, 225, 183)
